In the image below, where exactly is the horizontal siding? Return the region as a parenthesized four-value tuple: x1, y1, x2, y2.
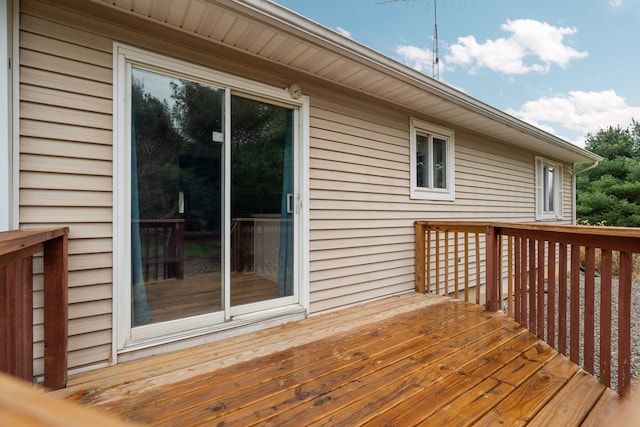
(21, 137, 112, 160)
(307, 98, 542, 314)
(21, 153, 112, 176)
(20, 85, 112, 114)
(21, 222, 113, 239)
(21, 172, 112, 191)
(21, 119, 112, 145)
(20, 49, 112, 83)
(21, 102, 112, 129)
(20, 4, 114, 375)
(563, 165, 574, 221)
(21, 67, 112, 99)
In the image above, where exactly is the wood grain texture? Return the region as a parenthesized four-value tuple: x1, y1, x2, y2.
(0, 372, 136, 427)
(49, 294, 617, 426)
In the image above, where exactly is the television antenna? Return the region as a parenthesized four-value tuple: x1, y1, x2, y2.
(376, 0, 440, 79)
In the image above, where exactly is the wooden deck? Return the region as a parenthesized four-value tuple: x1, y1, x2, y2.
(54, 293, 624, 426)
(145, 272, 280, 323)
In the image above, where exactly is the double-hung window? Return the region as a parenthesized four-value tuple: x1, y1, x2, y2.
(535, 156, 563, 220)
(410, 118, 455, 200)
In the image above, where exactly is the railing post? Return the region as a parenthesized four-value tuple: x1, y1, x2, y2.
(618, 251, 633, 398)
(485, 226, 500, 311)
(43, 233, 68, 390)
(414, 222, 426, 293)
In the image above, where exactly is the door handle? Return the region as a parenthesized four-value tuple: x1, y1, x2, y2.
(287, 193, 294, 214)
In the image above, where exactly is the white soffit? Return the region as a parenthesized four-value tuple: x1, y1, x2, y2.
(92, 0, 601, 164)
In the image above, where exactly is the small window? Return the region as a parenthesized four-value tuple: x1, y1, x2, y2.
(535, 157, 563, 220)
(410, 118, 455, 200)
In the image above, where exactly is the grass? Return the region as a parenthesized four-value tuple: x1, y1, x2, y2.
(185, 242, 221, 258)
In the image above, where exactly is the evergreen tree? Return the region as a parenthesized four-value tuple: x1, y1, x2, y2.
(576, 120, 640, 227)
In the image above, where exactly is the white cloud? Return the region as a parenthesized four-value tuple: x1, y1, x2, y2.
(610, 0, 623, 7)
(335, 26, 352, 38)
(395, 45, 434, 74)
(446, 19, 588, 75)
(507, 90, 640, 145)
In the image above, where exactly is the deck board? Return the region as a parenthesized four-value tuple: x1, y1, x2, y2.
(527, 371, 606, 427)
(54, 293, 621, 426)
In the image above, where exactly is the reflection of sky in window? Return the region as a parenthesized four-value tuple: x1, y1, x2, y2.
(133, 67, 180, 109)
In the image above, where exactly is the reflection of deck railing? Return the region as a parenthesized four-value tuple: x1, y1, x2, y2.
(415, 221, 640, 396)
(136, 219, 185, 282)
(0, 227, 69, 390)
(231, 218, 286, 276)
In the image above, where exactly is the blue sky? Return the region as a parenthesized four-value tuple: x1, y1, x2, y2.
(273, 0, 640, 147)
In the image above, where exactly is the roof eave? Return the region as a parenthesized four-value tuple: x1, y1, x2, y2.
(224, 0, 601, 164)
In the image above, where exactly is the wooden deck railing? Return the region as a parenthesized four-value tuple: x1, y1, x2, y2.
(231, 218, 286, 274)
(135, 219, 185, 282)
(0, 228, 69, 390)
(415, 221, 640, 397)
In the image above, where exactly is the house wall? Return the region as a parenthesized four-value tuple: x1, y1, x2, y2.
(306, 97, 575, 313)
(18, 0, 574, 374)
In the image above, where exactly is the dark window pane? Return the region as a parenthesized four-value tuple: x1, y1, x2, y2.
(416, 134, 429, 188)
(544, 165, 555, 212)
(433, 137, 447, 189)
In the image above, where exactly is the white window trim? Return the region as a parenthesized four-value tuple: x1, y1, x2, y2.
(410, 118, 455, 201)
(112, 43, 310, 360)
(535, 156, 564, 221)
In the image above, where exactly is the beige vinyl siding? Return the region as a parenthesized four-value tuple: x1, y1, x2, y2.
(563, 165, 574, 221)
(19, 7, 113, 375)
(307, 98, 542, 313)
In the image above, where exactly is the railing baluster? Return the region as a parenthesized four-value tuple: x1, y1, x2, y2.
(600, 248, 612, 388)
(547, 241, 556, 349)
(414, 222, 426, 294)
(508, 236, 514, 317)
(537, 239, 545, 340)
(475, 233, 480, 305)
(529, 238, 536, 335)
(496, 231, 503, 311)
(454, 231, 459, 300)
(618, 250, 633, 398)
(570, 244, 581, 365)
(584, 246, 596, 374)
(558, 243, 568, 356)
(444, 231, 449, 296)
(426, 229, 431, 293)
(435, 231, 440, 295)
(514, 236, 521, 324)
(521, 236, 529, 329)
(19, 258, 33, 382)
(464, 233, 469, 302)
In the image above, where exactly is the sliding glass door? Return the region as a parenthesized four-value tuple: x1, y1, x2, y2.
(126, 60, 298, 336)
(230, 96, 294, 310)
(130, 67, 224, 326)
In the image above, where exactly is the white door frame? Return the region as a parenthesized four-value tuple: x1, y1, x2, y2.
(112, 43, 309, 361)
(0, 0, 14, 231)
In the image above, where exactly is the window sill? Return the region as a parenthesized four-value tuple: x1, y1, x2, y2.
(411, 188, 455, 201)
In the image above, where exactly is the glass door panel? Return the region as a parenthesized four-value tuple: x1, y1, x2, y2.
(131, 67, 223, 326)
(230, 95, 294, 307)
